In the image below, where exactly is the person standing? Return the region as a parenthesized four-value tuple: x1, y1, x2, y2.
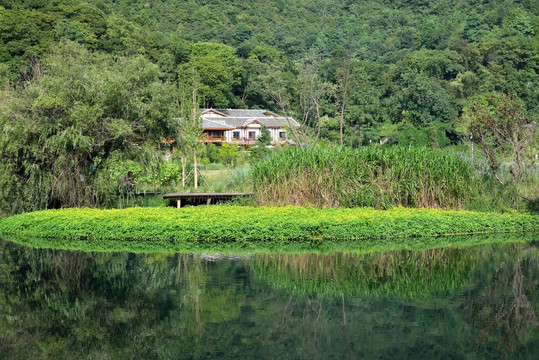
(124, 171, 136, 189)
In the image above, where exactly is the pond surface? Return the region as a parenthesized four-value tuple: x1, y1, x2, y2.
(0, 238, 537, 359)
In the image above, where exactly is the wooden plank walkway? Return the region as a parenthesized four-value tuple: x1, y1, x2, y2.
(162, 192, 255, 208)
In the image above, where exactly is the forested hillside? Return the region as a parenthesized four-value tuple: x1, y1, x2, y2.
(1, 0, 537, 145)
(0, 0, 537, 213)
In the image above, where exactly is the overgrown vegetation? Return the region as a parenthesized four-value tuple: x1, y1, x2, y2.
(438, 145, 538, 212)
(0, 206, 536, 253)
(0, 43, 179, 214)
(1, 0, 537, 216)
(252, 146, 479, 209)
(462, 93, 537, 204)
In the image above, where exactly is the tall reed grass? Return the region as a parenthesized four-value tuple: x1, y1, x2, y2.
(442, 146, 539, 212)
(251, 146, 478, 209)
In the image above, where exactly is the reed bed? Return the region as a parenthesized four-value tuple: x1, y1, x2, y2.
(251, 146, 478, 209)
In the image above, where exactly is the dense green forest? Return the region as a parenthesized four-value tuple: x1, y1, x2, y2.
(1, 0, 538, 213)
(2, 0, 537, 142)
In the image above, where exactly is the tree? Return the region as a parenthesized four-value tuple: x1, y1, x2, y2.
(295, 53, 330, 147)
(234, 22, 252, 43)
(257, 125, 272, 146)
(251, 124, 272, 160)
(388, 69, 457, 143)
(177, 65, 204, 189)
(180, 42, 241, 108)
(218, 143, 241, 166)
(0, 42, 178, 214)
(329, 45, 355, 146)
(464, 93, 537, 202)
(262, 52, 330, 147)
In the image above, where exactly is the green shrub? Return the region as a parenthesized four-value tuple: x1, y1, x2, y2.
(442, 145, 539, 212)
(0, 206, 536, 253)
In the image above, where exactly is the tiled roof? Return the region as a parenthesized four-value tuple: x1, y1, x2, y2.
(202, 119, 236, 130)
(241, 117, 300, 127)
(200, 109, 300, 129)
(219, 109, 267, 117)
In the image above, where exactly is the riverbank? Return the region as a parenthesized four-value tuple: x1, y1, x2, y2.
(0, 206, 537, 253)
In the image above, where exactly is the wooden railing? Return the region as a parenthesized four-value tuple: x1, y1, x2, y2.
(232, 137, 256, 143)
(201, 135, 277, 145)
(201, 134, 226, 142)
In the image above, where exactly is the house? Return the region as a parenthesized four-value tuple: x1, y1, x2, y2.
(200, 109, 300, 146)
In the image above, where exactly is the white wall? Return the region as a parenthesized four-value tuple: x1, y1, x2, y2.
(222, 126, 287, 144)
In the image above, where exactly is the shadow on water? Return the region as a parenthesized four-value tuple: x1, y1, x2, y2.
(0, 237, 537, 359)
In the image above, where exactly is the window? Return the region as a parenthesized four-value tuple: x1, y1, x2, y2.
(248, 131, 256, 140)
(279, 131, 287, 140)
(232, 131, 240, 140)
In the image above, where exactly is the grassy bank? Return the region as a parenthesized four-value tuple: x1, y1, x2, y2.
(0, 206, 536, 253)
(252, 146, 478, 209)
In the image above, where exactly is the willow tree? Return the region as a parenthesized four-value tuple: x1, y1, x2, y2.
(0, 42, 178, 214)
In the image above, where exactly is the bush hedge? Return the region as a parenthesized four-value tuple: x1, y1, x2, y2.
(0, 206, 536, 253)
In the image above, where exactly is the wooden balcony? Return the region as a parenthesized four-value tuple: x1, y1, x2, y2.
(201, 134, 226, 143)
(200, 134, 261, 145)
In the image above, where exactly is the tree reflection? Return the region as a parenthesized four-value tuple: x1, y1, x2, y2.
(464, 244, 538, 357)
(0, 239, 536, 359)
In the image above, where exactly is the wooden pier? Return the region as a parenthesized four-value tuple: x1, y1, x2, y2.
(162, 192, 255, 208)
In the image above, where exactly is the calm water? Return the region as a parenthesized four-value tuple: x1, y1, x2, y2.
(0, 238, 537, 359)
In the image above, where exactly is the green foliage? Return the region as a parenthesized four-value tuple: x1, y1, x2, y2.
(180, 42, 241, 108)
(234, 22, 252, 43)
(2, 0, 538, 214)
(389, 70, 458, 128)
(441, 145, 539, 212)
(402, 49, 464, 80)
(257, 125, 272, 146)
(463, 93, 537, 187)
(204, 143, 220, 163)
(252, 146, 479, 209)
(0, 1, 536, 122)
(0, 206, 537, 253)
(217, 143, 242, 166)
(101, 152, 182, 188)
(0, 2, 108, 69)
(250, 125, 272, 160)
(0, 42, 178, 214)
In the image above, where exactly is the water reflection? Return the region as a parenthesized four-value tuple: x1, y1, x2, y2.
(0, 238, 536, 359)
(251, 248, 476, 298)
(462, 244, 538, 357)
